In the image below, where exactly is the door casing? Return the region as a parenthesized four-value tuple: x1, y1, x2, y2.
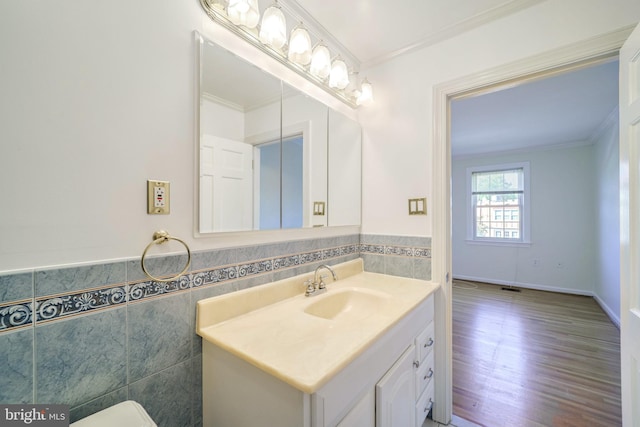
(430, 25, 635, 424)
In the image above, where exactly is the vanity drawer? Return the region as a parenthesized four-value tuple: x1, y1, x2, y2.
(415, 381, 434, 427)
(415, 351, 434, 397)
(415, 321, 435, 362)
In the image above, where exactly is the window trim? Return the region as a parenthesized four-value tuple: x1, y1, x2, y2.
(466, 162, 531, 245)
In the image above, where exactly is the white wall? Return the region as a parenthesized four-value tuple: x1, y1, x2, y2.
(2, 0, 639, 273)
(0, 0, 354, 272)
(0, 1, 192, 270)
(328, 111, 362, 227)
(451, 145, 596, 294)
(359, 0, 640, 238)
(594, 111, 621, 324)
(201, 98, 245, 141)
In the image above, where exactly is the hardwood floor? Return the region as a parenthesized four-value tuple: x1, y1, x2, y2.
(452, 280, 621, 427)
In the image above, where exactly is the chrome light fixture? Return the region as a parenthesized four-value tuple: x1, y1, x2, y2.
(199, 0, 373, 108)
(227, 0, 260, 28)
(259, 2, 287, 50)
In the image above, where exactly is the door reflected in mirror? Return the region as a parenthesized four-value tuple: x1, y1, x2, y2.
(256, 134, 304, 230)
(196, 32, 361, 234)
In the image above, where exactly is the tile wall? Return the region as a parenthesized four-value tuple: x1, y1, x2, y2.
(0, 233, 431, 426)
(360, 234, 432, 279)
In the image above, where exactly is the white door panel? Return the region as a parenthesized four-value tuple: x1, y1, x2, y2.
(619, 22, 640, 427)
(336, 388, 375, 427)
(200, 135, 253, 232)
(376, 346, 416, 427)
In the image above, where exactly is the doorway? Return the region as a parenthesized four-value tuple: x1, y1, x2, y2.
(450, 59, 619, 300)
(256, 134, 304, 230)
(429, 28, 633, 425)
(448, 58, 620, 425)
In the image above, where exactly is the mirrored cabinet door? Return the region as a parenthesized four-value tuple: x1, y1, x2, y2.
(281, 82, 328, 228)
(196, 32, 362, 234)
(198, 35, 282, 233)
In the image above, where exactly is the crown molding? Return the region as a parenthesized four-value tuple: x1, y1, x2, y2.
(362, 0, 545, 68)
(452, 138, 595, 160)
(437, 25, 634, 100)
(201, 91, 244, 112)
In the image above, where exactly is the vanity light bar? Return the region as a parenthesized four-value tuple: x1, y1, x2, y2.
(199, 0, 372, 108)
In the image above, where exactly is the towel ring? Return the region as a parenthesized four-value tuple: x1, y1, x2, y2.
(141, 230, 191, 282)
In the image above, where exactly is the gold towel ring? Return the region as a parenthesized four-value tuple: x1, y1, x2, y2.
(141, 230, 191, 282)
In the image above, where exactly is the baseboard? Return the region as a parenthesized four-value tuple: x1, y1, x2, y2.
(452, 274, 592, 296)
(592, 293, 621, 329)
(453, 274, 621, 328)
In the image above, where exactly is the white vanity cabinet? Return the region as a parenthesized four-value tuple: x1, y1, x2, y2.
(376, 303, 436, 427)
(197, 262, 439, 427)
(414, 321, 436, 426)
(202, 293, 435, 427)
(376, 345, 417, 427)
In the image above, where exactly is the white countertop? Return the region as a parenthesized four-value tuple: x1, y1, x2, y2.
(196, 259, 439, 393)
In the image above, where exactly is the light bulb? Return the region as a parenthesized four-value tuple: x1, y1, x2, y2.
(288, 25, 312, 65)
(259, 3, 287, 49)
(227, 0, 259, 28)
(357, 79, 374, 105)
(310, 44, 331, 79)
(329, 57, 349, 89)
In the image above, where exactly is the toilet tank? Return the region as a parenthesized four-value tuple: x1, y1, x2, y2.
(71, 401, 157, 427)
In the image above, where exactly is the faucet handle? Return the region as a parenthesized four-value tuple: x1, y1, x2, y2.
(304, 279, 315, 296)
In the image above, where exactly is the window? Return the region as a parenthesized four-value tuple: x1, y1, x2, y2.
(467, 162, 530, 243)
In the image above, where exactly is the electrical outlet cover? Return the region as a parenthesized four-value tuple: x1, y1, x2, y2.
(147, 180, 170, 214)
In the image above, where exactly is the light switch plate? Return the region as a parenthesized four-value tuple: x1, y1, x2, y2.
(313, 201, 325, 216)
(408, 197, 427, 215)
(147, 180, 170, 214)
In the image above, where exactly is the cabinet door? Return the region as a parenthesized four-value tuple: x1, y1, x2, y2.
(337, 388, 375, 427)
(376, 345, 416, 427)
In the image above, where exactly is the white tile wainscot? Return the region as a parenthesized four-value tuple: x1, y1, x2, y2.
(196, 258, 439, 427)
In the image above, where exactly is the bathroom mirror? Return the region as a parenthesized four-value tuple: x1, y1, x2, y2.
(199, 36, 282, 232)
(197, 32, 361, 233)
(281, 82, 329, 228)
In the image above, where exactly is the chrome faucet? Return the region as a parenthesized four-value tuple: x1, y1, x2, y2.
(304, 264, 338, 297)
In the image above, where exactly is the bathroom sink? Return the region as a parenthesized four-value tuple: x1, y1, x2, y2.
(303, 288, 391, 321)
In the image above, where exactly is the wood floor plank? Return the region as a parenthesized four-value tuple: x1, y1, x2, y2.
(452, 280, 621, 427)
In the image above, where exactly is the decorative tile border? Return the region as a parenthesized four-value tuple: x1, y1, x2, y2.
(191, 265, 238, 288)
(128, 276, 190, 302)
(35, 285, 128, 324)
(414, 247, 432, 258)
(360, 243, 431, 258)
(237, 259, 274, 278)
(0, 240, 429, 332)
(360, 244, 385, 255)
(0, 300, 33, 330)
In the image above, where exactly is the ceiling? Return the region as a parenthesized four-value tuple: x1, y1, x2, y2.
(450, 59, 619, 157)
(201, 39, 282, 111)
(285, 0, 619, 156)
(291, 0, 546, 67)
